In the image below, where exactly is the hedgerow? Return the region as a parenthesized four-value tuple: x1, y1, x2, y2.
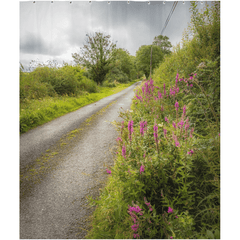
(86, 75, 220, 239)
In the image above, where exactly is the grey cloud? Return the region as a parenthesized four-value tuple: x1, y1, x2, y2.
(20, 32, 68, 56)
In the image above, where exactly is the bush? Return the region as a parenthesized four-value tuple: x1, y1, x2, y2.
(20, 64, 98, 100)
(78, 76, 99, 93)
(20, 70, 56, 100)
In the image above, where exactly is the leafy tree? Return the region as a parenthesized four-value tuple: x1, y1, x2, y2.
(105, 48, 138, 83)
(182, 1, 220, 64)
(136, 45, 163, 79)
(152, 35, 172, 55)
(72, 32, 116, 85)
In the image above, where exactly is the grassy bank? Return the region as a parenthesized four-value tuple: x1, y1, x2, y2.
(85, 76, 220, 239)
(20, 80, 138, 134)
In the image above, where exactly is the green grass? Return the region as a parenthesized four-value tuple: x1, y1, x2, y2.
(20, 80, 138, 134)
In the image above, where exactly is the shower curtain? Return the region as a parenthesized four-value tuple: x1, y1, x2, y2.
(20, 1, 220, 239)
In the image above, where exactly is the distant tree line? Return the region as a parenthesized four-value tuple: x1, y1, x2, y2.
(72, 32, 172, 84)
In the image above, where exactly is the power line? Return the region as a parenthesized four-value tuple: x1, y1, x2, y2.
(161, 1, 178, 35)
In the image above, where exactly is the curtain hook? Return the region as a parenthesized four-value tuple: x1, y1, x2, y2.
(128, 1, 130, 4)
(108, 1, 111, 4)
(148, 1, 150, 5)
(163, 1, 165, 4)
(89, 1, 91, 4)
(183, 1, 185, 4)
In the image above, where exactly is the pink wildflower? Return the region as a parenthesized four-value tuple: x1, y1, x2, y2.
(183, 105, 186, 116)
(187, 149, 194, 155)
(172, 121, 177, 129)
(116, 137, 122, 142)
(185, 117, 190, 131)
(168, 207, 173, 213)
(163, 83, 166, 95)
(131, 224, 139, 232)
(140, 165, 145, 174)
(175, 215, 178, 218)
(140, 121, 147, 136)
(165, 117, 169, 123)
(158, 91, 162, 99)
(106, 169, 111, 174)
(170, 237, 173, 239)
(153, 124, 158, 143)
(133, 233, 140, 238)
(175, 101, 179, 111)
(175, 141, 180, 147)
(122, 145, 126, 158)
(128, 120, 134, 141)
(178, 120, 184, 129)
(176, 73, 179, 85)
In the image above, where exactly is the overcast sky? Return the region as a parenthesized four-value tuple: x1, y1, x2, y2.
(20, 1, 207, 69)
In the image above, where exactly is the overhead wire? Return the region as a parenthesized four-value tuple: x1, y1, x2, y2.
(161, 2, 176, 34)
(161, 1, 178, 35)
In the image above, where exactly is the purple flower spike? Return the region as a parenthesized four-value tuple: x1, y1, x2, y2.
(140, 165, 145, 174)
(122, 145, 126, 158)
(153, 124, 158, 143)
(175, 101, 179, 111)
(168, 207, 173, 213)
(128, 120, 134, 141)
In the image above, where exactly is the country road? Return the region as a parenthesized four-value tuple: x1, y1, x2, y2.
(20, 81, 141, 239)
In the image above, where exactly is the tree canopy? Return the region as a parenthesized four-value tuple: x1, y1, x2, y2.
(136, 45, 163, 79)
(72, 32, 117, 84)
(152, 35, 172, 55)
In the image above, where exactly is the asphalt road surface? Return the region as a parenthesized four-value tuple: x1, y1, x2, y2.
(20, 81, 141, 239)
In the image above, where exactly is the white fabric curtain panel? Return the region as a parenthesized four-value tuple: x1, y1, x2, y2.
(20, 1, 220, 239)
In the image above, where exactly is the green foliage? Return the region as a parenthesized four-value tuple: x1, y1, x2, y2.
(153, 1, 220, 87)
(136, 45, 163, 79)
(20, 80, 138, 134)
(20, 70, 57, 100)
(20, 64, 98, 102)
(72, 32, 117, 85)
(104, 48, 138, 83)
(86, 75, 220, 239)
(184, 1, 220, 63)
(152, 35, 172, 55)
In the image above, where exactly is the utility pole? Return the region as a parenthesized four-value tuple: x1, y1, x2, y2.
(150, 46, 152, 79)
